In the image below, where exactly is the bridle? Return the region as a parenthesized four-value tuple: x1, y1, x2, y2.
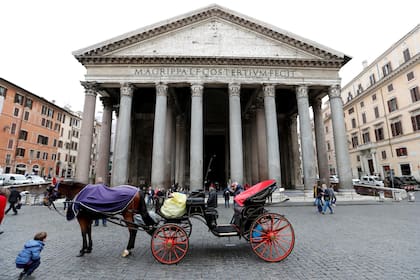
(45, 182, 68, 217)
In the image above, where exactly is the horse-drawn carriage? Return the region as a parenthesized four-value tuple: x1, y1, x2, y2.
(44, 179, 294, 264)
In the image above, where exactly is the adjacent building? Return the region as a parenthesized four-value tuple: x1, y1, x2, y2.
(0, 77, 97, 180)
(335, 24, 420, 180)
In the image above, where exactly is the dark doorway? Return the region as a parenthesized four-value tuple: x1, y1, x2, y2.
(368, 159, 374, 175)
(204, 135, 226, 190)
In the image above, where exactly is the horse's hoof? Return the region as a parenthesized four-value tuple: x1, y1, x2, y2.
(76, 252, 85, 257)
(121, 249, 130, 257)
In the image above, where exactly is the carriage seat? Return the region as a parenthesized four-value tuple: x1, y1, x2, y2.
(186, 197, 205, 216)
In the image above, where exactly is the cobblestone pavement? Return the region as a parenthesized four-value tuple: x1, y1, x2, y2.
(1, 200, 419, 280)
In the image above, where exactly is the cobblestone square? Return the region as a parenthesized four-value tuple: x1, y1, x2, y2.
(1, 200, 419, 279)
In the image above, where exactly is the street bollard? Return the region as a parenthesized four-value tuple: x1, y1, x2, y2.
(378, 191, 385, 202)
(408, 192, 415, 202)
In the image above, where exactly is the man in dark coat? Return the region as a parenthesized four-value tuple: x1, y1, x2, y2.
(207, 186, 218, 208)
(5, 187, 21, 215)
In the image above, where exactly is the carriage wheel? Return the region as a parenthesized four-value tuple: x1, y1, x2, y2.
(179, 219, 192, 237)
(249, 213, 295, 262)
(151, 224, 189, 264)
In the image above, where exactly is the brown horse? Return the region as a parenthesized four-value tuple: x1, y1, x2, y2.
(44, 180, 155, 257)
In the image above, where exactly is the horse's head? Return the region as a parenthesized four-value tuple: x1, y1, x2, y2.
(43, 179, 82, 207)
(43, 184, 60, 207)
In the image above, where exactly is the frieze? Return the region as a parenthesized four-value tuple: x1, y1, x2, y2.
(134, 66, 296, 79)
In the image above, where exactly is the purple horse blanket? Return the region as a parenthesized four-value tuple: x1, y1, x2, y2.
(72, 184, 138, 215)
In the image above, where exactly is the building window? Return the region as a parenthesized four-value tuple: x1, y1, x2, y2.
(5, 154, 11, 164)
(0, 86, 7, 97)
(24, 111, 30, 121)
(401, 163, 411, 175)
(41, 105, 47, 115)
(362, 131, 370, 144)
(372, 94, 377, 101)
(327, 142, 331, 151)
(382, 62, 392, 77)
(7, 139, 13, 149)
(360, 101, 364, 108)
(391, 121, 403, 137)
(403, 48, 411, 62)
(369, 74, 376, 86)
(407, 71, 415, 81)
(42, 152, 48, 160)
(47, 108, 54, 118)
(381, 150, 387, 160)
(410, 86, 420, 102)
(374, 107, 380, 118)
(357, 84, 363, 94)
(387, 98, 398, 112)
(351, 135, 359, 148)
(52, 154, 57, 161)
(348, 108, 354, 114)
(16, 148, 25, 157)
(14, 93, 24, 105)
(14, 108, 19, 117)
(58, 140, 63, 148)
(351, 118, 356, 129)
(374, 127, 384, 141)
(18, 130, 28, 140)
(325, 126, 329, 134)
(356, 155, 360, 162)
(411, 114, 420, 131)
(24, 98, 33, 109)
(387, 84, 394, 92)
(396, 147, 407, 157)
(362, 113, 367, 124)
(36, 151, 41, 159)
(37, 135, 49, 145)
(11, 123, 16, 134)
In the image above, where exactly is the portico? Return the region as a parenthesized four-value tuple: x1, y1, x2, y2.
(74, 5, 352, 191)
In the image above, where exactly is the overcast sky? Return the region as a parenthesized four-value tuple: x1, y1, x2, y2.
(2, 0, 419, 112)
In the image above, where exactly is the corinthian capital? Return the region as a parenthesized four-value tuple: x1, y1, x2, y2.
(191, 83, 203, 97)
(228, 83, 240, 97)
(296, 85, 308, 99)
(156, 83, 168, 96)
(80, 81, 98, 97)
(328, 84, 341, 99)
(120, 83, 134, 97)
(263, 84, 275, 97)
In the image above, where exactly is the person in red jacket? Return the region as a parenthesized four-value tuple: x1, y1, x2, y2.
(0, 188, 9, 234)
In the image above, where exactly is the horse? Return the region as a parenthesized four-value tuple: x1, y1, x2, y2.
(43, 180, 155, 257)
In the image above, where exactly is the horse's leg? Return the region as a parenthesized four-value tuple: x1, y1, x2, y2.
(77, 217, 88, 257)
(86, 220, 93, 253)
(121, 212, 137, 257)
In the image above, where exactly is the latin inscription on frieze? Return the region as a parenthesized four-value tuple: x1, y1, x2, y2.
(134, 67, 296, 79)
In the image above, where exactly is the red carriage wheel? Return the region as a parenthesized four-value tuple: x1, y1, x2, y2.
(151, 224, 189, 264)
(249, 213, 295, 262)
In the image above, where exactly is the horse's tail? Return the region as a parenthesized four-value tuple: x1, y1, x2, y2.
(138, 190, 156, 226)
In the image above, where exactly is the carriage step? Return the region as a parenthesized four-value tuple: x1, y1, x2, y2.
(212, 224, 239, 237)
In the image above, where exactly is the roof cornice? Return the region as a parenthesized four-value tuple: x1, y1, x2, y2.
(74, 5, 350, 66)
(76, 56, 343, 68)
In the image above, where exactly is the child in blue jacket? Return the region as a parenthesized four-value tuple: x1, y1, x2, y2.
(16, 231, 47, 279)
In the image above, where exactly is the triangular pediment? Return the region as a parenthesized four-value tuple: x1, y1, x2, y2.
(108, 18, 316, 60)
(74, 4, 350, 67)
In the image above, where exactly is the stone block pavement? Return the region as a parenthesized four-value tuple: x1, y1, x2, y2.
(1, 197, 419, 279)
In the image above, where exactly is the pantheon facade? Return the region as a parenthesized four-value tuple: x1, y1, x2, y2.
(74, 5, 352, 192)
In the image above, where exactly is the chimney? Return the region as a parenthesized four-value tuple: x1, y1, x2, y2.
(362, 60, 368, 69)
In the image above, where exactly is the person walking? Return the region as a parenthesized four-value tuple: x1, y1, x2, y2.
(5, 187, 21, 215)
(0, 188, 9, 234)
(16, 231, 47, 279)
(223, 187, 230, 208)
(207, 186, 218, 208)
(314, 185, 324, 213)
(322, 184, 335, 214)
